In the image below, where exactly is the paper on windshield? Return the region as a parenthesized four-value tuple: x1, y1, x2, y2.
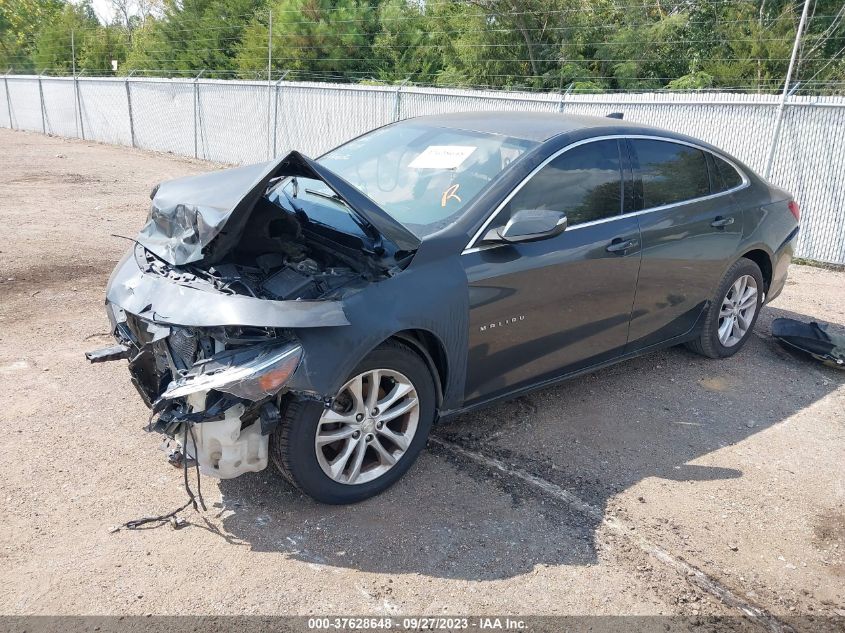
(408, 145, 476, 170)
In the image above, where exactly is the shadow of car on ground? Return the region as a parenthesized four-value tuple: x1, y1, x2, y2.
(213, 307, 843, 581)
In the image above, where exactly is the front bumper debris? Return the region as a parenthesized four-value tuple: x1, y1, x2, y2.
(85, 344, 130, 363)
(88, 297, 304, 478)
(149, 343, 301, 478)
(145, 343, 301, 479)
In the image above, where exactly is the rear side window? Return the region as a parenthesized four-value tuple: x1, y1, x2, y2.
(503, 139, 623, 227)
(713, 155, 743, 191)
(632, 140, 710, 208)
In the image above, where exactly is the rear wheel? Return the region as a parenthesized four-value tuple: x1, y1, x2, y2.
(270, 341, 435, 504)
(686, 257, 764, 359)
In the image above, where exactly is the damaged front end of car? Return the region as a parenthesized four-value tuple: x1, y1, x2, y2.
(105, 298, 305, 478)
(87, 150, 421, 479)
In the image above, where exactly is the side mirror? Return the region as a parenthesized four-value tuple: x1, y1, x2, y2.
(483, 209, 568, 244)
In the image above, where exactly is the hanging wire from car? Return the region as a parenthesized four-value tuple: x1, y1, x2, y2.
(110, 233, 144, 247)
(119, 420, 206, 530)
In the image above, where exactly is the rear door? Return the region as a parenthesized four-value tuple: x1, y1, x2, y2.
(626, 138, 744, 351)
(462, 139, 642, 404)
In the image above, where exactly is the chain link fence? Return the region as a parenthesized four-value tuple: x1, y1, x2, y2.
(1, 75, 843, 264)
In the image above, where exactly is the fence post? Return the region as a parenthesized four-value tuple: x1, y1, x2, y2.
(3, 70, 12, 130)
(266, 8, 273, 160)
(37, 70, 46, 134)
(193, 70, 203, 159)
(72, 72, 78, 137)
(71, 29, 78, 137)
(125, 70, 136, 148)
(76, 69, 86, 140)
(764, 0, 811, 180)
(393, 77, 410, 122)
(272, 70, 289, 159)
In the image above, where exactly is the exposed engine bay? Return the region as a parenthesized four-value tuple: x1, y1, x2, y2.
(89, 151, 421, 480)
(140, 194, 371, 303)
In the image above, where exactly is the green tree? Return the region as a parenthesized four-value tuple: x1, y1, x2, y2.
(3, 0, 843, 94)
(31, 1, 100, 73)
(235, 0, 378, 79)
(795, 0, 845, 93)
(595, 12, 690, 91)
(124, 0, 263, 77)
(0, 0, 64, 71)
(79, 24, 128, 73)
(371, 0, 446, 84)
(698, 0, 796, 92)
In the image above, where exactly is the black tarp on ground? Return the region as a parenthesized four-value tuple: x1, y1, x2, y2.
(771, 318, 845, 369)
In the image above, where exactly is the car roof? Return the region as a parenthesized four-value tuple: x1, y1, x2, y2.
(408, 111, 657, 142)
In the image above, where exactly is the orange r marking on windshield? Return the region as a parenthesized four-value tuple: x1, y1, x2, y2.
(441, 184, 462, 207)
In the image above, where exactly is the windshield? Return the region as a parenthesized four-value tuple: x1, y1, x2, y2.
(312, 123, 537, 238)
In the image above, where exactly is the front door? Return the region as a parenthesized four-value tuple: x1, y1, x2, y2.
(462, 139, 642, 404)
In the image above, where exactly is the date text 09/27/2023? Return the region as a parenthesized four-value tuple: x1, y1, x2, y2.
(307, 617, 527, 630)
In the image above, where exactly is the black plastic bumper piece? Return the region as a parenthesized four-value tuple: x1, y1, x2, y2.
(85, 344, 131, 363)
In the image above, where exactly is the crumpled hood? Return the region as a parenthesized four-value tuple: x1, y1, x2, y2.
(137, 151, 421, 266)
(138, 162, 274, 265)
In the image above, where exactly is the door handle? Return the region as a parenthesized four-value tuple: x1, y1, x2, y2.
(710, 216, 735, 228)
(606, 238, 638, 253)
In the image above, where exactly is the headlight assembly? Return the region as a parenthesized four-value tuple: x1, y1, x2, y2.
(159, 342, 303, 402)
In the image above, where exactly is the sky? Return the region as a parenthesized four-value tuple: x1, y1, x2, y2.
(88, 0, 116, 22)
(71, 0, 117, 23)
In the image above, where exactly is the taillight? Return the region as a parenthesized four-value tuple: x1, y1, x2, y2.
(788, 200, 800, 222)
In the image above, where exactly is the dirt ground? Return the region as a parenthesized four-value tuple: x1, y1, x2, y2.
(0, 129, 843, 628)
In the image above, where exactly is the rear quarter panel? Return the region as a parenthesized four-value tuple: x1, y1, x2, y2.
(734, 181, 799, 302)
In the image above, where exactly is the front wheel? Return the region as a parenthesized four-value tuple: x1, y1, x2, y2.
(686, 257, 764, 359)
(270, 340, 436, 504)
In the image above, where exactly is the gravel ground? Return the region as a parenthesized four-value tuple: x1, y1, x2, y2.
(0, 129, 843, 627)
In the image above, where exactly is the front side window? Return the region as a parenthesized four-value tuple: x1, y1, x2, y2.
(632, 140, 710, 208)
(498, 139, 623, 229)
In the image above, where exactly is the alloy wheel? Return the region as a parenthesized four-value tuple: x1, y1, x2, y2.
(315, 369, 420, 485)
(718, 274, 758, 347)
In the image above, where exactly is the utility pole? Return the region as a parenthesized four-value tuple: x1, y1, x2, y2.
(764, 0, 811, 180)
(71, 30, 78, 138)
(267, 9, 273, 160)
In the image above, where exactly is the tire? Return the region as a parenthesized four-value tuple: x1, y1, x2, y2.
(686, 257, 764, 359)
(270, 340, 436, 504)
